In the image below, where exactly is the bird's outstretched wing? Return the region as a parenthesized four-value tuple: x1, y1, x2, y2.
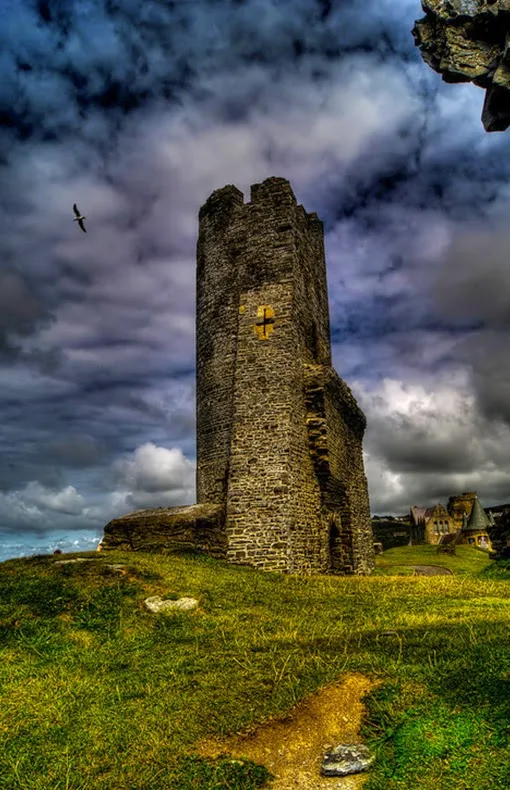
(78, 219, 87, 233)
(73, 203, 80, 217)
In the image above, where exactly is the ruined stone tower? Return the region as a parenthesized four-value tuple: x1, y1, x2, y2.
(195, 176, 373, 574)
(101, 176, 375, 576)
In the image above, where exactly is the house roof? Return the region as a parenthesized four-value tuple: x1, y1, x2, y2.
(410, 504, 450, 525)
(463, 496, 491, 532)
(410, 506, 427, 525)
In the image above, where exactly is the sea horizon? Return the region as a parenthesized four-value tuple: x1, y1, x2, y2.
(0, 529, 104, 564)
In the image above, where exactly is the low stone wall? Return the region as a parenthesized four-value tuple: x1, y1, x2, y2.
(100, 503, 227, 558)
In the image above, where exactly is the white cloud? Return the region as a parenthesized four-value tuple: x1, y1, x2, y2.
(21, 481, 85, 515)
(112, 441, 195, 494)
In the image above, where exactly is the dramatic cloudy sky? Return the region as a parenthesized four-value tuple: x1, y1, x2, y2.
(1, 0, 510, 545)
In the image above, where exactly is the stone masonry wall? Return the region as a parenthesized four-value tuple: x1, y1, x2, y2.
(222, 179, 325, 573)
(303, 365, 375, 575)
(324, 370, 375, 575)
(196, 185, 245, 506)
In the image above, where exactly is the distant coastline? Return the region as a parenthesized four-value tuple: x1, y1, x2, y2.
(0, 530, 103, 564)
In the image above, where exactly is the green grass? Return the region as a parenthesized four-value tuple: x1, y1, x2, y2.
(0, 545, 508, 789)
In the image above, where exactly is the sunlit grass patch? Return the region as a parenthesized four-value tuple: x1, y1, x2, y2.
(0, 546, 508, 789)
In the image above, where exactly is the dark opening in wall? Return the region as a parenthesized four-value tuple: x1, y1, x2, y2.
(328, 515, 343, 572)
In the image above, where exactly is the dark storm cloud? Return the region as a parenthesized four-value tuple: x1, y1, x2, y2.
(324, 88, 510, 230)
(1, 0, 424, 146)
(45, 434, 110, 468)
(359, 372, 510, 515)
(367, 414, 483, 474)
(433, 226, 510, 328)
(0, 267, 58, 365)
(430, 223, 510, 425)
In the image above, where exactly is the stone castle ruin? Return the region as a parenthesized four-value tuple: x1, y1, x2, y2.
(100, 177, 375, 576)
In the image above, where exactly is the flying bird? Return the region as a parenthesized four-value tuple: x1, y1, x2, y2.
(72, 203, 87, 233)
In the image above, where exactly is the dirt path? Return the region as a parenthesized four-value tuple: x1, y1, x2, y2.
(191, 566, 451, 786)
(192, 673, 383, 789)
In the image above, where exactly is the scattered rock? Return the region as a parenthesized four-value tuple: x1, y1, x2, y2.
(321, 743, 375, 777)
(52, 557, 127, 572)
(144, 596, 199, 613)
(193, 673, 381, 789)
(411, 564, 454, 576)
(54, 558, 97, 565)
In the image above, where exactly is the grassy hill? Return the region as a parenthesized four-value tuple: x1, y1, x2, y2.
(1, 545, 508, 789)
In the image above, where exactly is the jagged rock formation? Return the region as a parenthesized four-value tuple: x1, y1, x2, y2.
(412, 1, 510, 131)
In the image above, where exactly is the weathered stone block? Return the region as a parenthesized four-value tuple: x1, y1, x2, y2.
(100, 504, 227, 558)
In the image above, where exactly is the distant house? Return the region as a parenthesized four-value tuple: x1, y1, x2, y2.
(456, 496, 494, 550)
(409, 503, 456, 545)
(410, 495, 493, 551)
